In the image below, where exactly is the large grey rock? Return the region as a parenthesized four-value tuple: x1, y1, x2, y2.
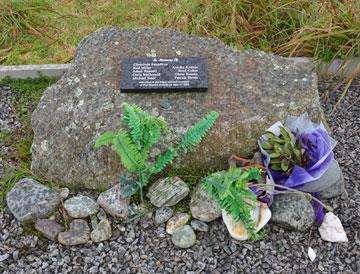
(97, 184, 129, 218)
(271, 194, 315, 231)
(63, 195, 99, 218)
(147, 177, 189, 207)
(58, 219, 90, 245)
(6, 178, 60, 222)
(190, 185, 221, 222)
(299, 159, 344, 199)
(31, 27, 326, 189)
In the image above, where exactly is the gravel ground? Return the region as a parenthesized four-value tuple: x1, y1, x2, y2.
(0, 80, 359, 274)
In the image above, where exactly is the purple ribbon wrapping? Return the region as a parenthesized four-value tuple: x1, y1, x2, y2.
(257, 113, 336, 223)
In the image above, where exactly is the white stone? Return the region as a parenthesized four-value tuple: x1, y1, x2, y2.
(308, 247, 316, 261)
(222, 203, 271, 241)
(319, 212, 348, 242)
(59, 188, 69, 200)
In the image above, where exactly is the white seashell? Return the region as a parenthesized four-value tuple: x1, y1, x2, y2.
(222, 203, 271, 241)
(308, 247, 316, 261)
(318, 212, 348, 242)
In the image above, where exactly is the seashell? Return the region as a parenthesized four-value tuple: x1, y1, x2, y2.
(222, 202, 271, 241)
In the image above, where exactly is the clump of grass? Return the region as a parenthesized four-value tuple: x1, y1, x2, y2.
(1, 1, 358, 110)
(0, 0, 358, 66)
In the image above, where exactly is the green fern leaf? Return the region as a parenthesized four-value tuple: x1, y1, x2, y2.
(95, 131, 116, 147)
(122, 103, 144, 150)
(177, 111, 218, 152)
(122, 102, 168, 152)
(202, 167, 263, 240)
(153, 147, 177, 173)
(113, 129, 144, 172)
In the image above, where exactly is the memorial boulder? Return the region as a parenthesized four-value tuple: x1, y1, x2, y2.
(31, 27, 326, 190)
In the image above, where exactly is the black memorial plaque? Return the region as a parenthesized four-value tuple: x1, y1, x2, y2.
(120, 57, 208, 93)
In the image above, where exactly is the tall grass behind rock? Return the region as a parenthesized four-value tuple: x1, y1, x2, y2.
(0, 0, 359, 66)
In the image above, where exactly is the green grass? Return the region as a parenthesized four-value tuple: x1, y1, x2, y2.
(0, 0, 359, 67)
(0, 76, 58, 210)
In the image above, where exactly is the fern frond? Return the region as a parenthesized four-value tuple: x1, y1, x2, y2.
(177, 111, 218, 152)
(153, 147, 177, 173)
(142, 117, 165, 149)
(121, 102, 168, 152)
(202, 167, 262, 240)
(121, 103, 144, 150)
(95, 131, 116, 147)
(113, 129, 144, 172)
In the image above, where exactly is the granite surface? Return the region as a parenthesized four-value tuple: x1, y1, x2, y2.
(31, 27, 326, 189)
(6, 178, 60, 222)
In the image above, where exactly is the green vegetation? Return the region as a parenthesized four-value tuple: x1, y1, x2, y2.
(260, 126, 310, 175)
(95, 102, 218, 202)
(202, 167, 265, 240)
(0, 76, 58, 210)
(0, 0, 358, 66)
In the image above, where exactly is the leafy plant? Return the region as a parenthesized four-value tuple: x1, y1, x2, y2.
(260, 126, 312, 175)
(202, 167, 263, 240)
(95, 102, 218, 202)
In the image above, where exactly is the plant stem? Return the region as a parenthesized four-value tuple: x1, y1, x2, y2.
(248, 183, 333, 211)
(139, 187, 144, 203)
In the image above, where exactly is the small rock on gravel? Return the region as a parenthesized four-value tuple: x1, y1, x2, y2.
(155, 207, 173, 224)
(64, 195, 99, 218)
(58, 219, 90, 245)
(6, 178, 60, 222)
(171, 225, 196, 248)
(318, 212, 348, 242)
(97, 183, 129, 218)
(166, 213, 191, 234)
(190, 184, 221, 222)
(96, 208, 107, 220)
(271, 194, 315, 231)
(59, 187, 70, 200)
(90, 219, 112, 242)
(35, 219, 64, 241)
(147, 177, 189, 207)
(191, 219, 209, 232)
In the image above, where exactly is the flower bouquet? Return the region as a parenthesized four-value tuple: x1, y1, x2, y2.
(258, 113, 337, 222)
